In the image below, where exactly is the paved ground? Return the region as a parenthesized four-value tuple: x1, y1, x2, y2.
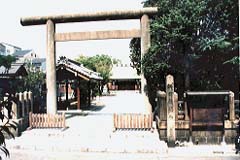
(4, 150, 240, 160)
(3, 91, 239, 159)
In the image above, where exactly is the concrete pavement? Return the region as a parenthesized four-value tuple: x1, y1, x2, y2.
(3, 91, 239, 159)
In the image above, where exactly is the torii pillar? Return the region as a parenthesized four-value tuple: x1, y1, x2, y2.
(141, 14, 152, 113)
(46, 19, 57, 114)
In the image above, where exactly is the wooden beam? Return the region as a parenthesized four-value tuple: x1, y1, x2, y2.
(65, 68, 90, 81)
(55, 29, 141, 42)
(20, 7, 158, 26)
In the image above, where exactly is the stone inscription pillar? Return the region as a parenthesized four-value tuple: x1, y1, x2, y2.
(141, 14, 152, 113)
(46, 19, 57, 114)
(166, 75, 176, 146)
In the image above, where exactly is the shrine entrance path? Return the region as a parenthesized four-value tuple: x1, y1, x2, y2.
(6, 91, 167, 159)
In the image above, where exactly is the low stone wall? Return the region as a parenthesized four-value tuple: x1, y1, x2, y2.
(157, 119, 238, 144)
(2, 91, 33, 137)
(156, 117, 190, 142)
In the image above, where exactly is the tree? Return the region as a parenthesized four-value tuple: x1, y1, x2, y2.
(76, 54, 120, 85)
(0, 91, 17, 160)
(76, 54, 120, 96)
(22, 61, 45, 97)
(130, 0, 239, 104)
(20, 61, 46, 113)
(0, 55, 16, 73)
(192, 0, 239, 92)
(131, 0, 208, 102)
(0, 55, 17, 159)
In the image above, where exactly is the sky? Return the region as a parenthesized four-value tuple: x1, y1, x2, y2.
(0, 0, 144, 64)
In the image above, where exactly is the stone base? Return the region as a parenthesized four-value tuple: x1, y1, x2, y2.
(157, 119, 238, 144)
(159, 129, 190, 142)
(192, 131, 223, 144)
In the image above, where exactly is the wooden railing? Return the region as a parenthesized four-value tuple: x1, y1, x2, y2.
(29, 112, 66, 128)
(113, 113, 153, 130)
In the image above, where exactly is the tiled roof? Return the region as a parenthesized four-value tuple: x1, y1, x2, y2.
(57, 57, 102, 81)
(0, 63, 26, 76)
(110, 65, 140, 80)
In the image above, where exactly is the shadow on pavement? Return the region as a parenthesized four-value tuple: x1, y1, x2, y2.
(63, 103, 106, 119)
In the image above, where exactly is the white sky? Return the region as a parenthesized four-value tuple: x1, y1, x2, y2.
(0, 0, 144, 64)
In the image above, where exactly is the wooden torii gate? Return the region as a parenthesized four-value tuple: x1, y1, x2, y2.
(21, 7, 158, 115)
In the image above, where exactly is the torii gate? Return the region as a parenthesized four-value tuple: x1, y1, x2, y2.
(21, 7, 158, 115)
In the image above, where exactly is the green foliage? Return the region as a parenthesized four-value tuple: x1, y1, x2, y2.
(129, 38, 141, 75)
(75, 54, 120, 85)
(130, 0, 239, 101)
(22, 61, 45, 97)
(224, 56, 240, 65)
(0, 55, 18, 159)
(0, 55, 16, 72)
(0, 92, 17, 159)
(138, 0, 208, 90)
(198, 0, 239, 61)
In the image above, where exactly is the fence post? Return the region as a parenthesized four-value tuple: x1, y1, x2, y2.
(29, 112, 32, 128)
(183, 93, 189, 120)
(229, 91, 235, 121)
(62, 112, 66, 128)
(19, 92, 24, 117)
(28, 91, 33, 113)
(23, 91, 29, 116)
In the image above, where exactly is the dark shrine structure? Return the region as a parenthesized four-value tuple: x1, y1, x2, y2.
(156, 75, 239, 146)
(0, 63, 27, 93)
(56, 57, 102, 110)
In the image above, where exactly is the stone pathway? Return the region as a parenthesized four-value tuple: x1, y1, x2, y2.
(4, 91, 238, 159)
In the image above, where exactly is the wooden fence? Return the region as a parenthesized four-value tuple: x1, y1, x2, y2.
(29, 112, 66, 128)
(113, 113, 153, 130)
